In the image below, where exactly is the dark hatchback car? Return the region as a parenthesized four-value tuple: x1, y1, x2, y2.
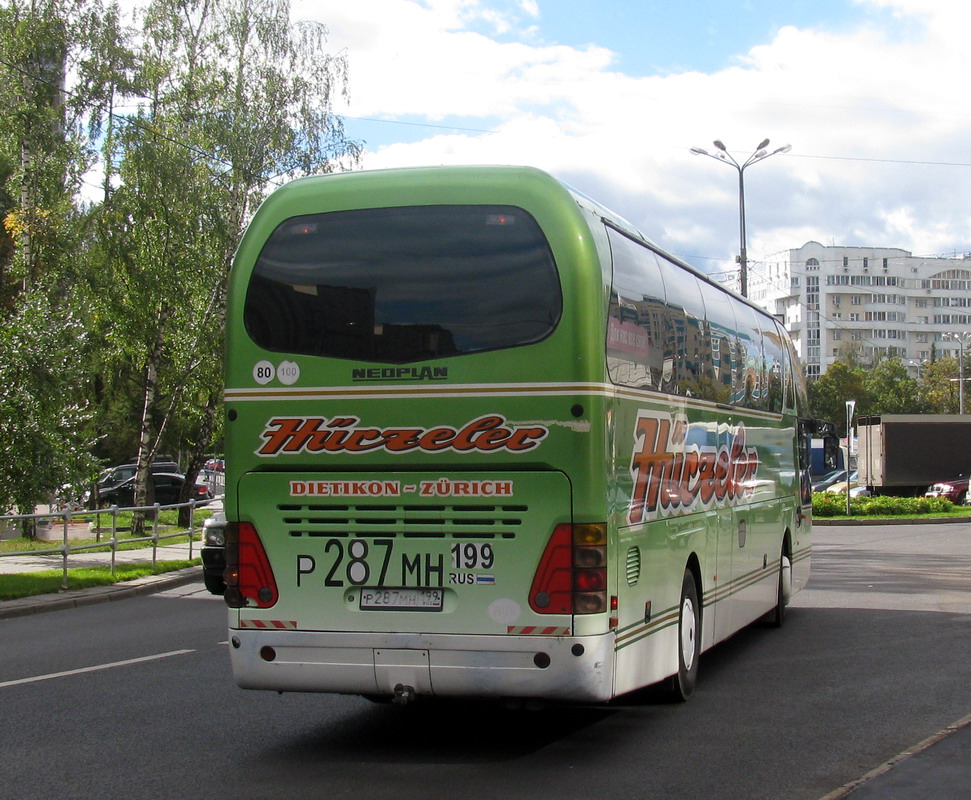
(88, 472, 213, 509)
(97, 460, 182, 490)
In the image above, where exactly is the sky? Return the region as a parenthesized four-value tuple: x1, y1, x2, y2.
(287, 0, 971, 279)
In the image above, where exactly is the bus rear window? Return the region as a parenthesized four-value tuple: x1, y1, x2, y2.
(243, 205, 562, 363)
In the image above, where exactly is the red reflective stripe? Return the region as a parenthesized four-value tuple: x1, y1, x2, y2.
(506, 625, 570, 635)
(240, 619, 296, 630)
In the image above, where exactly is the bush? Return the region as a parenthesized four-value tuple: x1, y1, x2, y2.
(812, 492, 955, 517)
(812, 493, 849, 517)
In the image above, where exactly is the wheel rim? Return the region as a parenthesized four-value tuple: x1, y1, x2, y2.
(681, 596, 697, 671)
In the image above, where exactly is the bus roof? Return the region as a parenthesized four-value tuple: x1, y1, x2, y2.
(254, 164, 777, 325)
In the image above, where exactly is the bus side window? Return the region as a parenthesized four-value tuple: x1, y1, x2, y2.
(697, 279, 738, 404)
(655, 255, 709, 398)
(606, 228, 668, 390)
(733, 303, 766, 410)
(761, 318, 786, 414)
(774, 318, 796, 412)
(785, 334, 810, 416)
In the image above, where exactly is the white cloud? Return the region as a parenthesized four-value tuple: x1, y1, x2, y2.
(302, 1, 971, 269)
(314, 0, 617, 121)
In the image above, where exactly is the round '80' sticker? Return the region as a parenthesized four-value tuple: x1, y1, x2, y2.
(253, 360, 275, 385)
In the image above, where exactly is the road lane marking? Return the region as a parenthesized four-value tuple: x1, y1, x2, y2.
(0, 649, 194, 689)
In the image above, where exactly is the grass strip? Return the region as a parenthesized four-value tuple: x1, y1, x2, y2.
(814, 509, 971, 521)
(0, 560, 200, 601)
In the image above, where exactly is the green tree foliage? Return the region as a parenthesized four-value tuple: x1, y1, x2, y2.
(0, 153, 15, 309)
(809, 355, 964, 431)
(0, 0, 117, 291)
(0, 292, 94, 517)
(808, 360, 869, 435)
(0, 0, 124, 515)
(0, 0, 360, 515)
(920, 356, 960, 414)
(90, 113, 225, 515)
(862, 358, 924, 415)
(109, 0, 360, 522)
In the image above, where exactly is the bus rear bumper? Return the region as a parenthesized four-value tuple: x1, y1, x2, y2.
(228, 628, 616, 703)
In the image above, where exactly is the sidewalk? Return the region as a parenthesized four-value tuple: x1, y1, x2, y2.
(0, 538, 203, 575)
(822, 712, 971, 799)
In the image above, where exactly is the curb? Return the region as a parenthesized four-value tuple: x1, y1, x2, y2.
(0, 566, 203, 620)
(814, 516, 971, 526)
(818, 711, 971, 799)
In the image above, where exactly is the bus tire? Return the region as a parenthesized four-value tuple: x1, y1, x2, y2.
(766, 551, 791, 628)
(667, 569, 700, 702)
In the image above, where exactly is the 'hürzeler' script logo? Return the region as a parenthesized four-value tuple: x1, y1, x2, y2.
(628, 411, 759, 524)
(256, 414, 548, 457)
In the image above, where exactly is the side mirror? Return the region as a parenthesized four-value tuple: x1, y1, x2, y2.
(822, 434, 840, 472)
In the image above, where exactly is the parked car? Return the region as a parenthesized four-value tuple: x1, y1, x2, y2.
(812, 469, 848, 493)
(925, 475, 969, 504)
(201, 512, 227, 595)
(825, 471, 865, 494)
(97, 460, 182, 490)
(86, 472, 213, 509)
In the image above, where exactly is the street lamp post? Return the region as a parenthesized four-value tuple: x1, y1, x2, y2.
(845, 400, 856, 517)
(943, 331, 971, 414)
(690, 139, 791, 297)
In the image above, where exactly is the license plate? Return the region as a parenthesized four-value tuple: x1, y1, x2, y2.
(359, 587, 444, 611)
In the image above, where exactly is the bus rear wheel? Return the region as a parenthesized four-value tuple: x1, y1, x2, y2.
(765, 550, 792, 628)
(666, 569, 700, 702)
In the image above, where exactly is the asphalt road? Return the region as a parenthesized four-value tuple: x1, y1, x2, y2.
(1, 522, 970, 800)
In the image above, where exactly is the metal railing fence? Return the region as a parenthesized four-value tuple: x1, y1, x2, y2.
(0, 500, 203, 591)
(202, 468, 225, 495)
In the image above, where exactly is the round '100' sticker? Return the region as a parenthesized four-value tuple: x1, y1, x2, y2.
(253, 360, 275, 385)
(277, 360, 300, 385)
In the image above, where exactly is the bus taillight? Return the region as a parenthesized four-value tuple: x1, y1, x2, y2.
(572, 523, 607, 614)
(529, 523, 608, 615)
(223, 522, 278, 609)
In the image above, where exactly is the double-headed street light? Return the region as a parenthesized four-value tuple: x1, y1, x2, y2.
(943, 331, 971, 414)
(908, 359, 929, 379)
(690, 139, 791, 297)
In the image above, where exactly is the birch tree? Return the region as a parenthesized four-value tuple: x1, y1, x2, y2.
(100, 0, 359, 524)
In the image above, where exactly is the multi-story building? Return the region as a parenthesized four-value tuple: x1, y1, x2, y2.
(742, 241, 971, 380)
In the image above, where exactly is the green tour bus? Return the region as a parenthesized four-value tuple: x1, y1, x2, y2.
(219, 165, 832, 704)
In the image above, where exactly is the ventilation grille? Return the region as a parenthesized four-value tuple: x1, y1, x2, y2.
(278, 502, 527, 539)
(626, 546, 641, 586)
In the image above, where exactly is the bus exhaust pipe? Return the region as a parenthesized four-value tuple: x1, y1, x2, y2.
(392, 684, 416, 706)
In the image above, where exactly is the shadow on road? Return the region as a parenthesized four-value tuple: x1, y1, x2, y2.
(261, 698, 616, 764)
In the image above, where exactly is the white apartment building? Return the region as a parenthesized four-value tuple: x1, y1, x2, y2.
(743, 241, 971, 380)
